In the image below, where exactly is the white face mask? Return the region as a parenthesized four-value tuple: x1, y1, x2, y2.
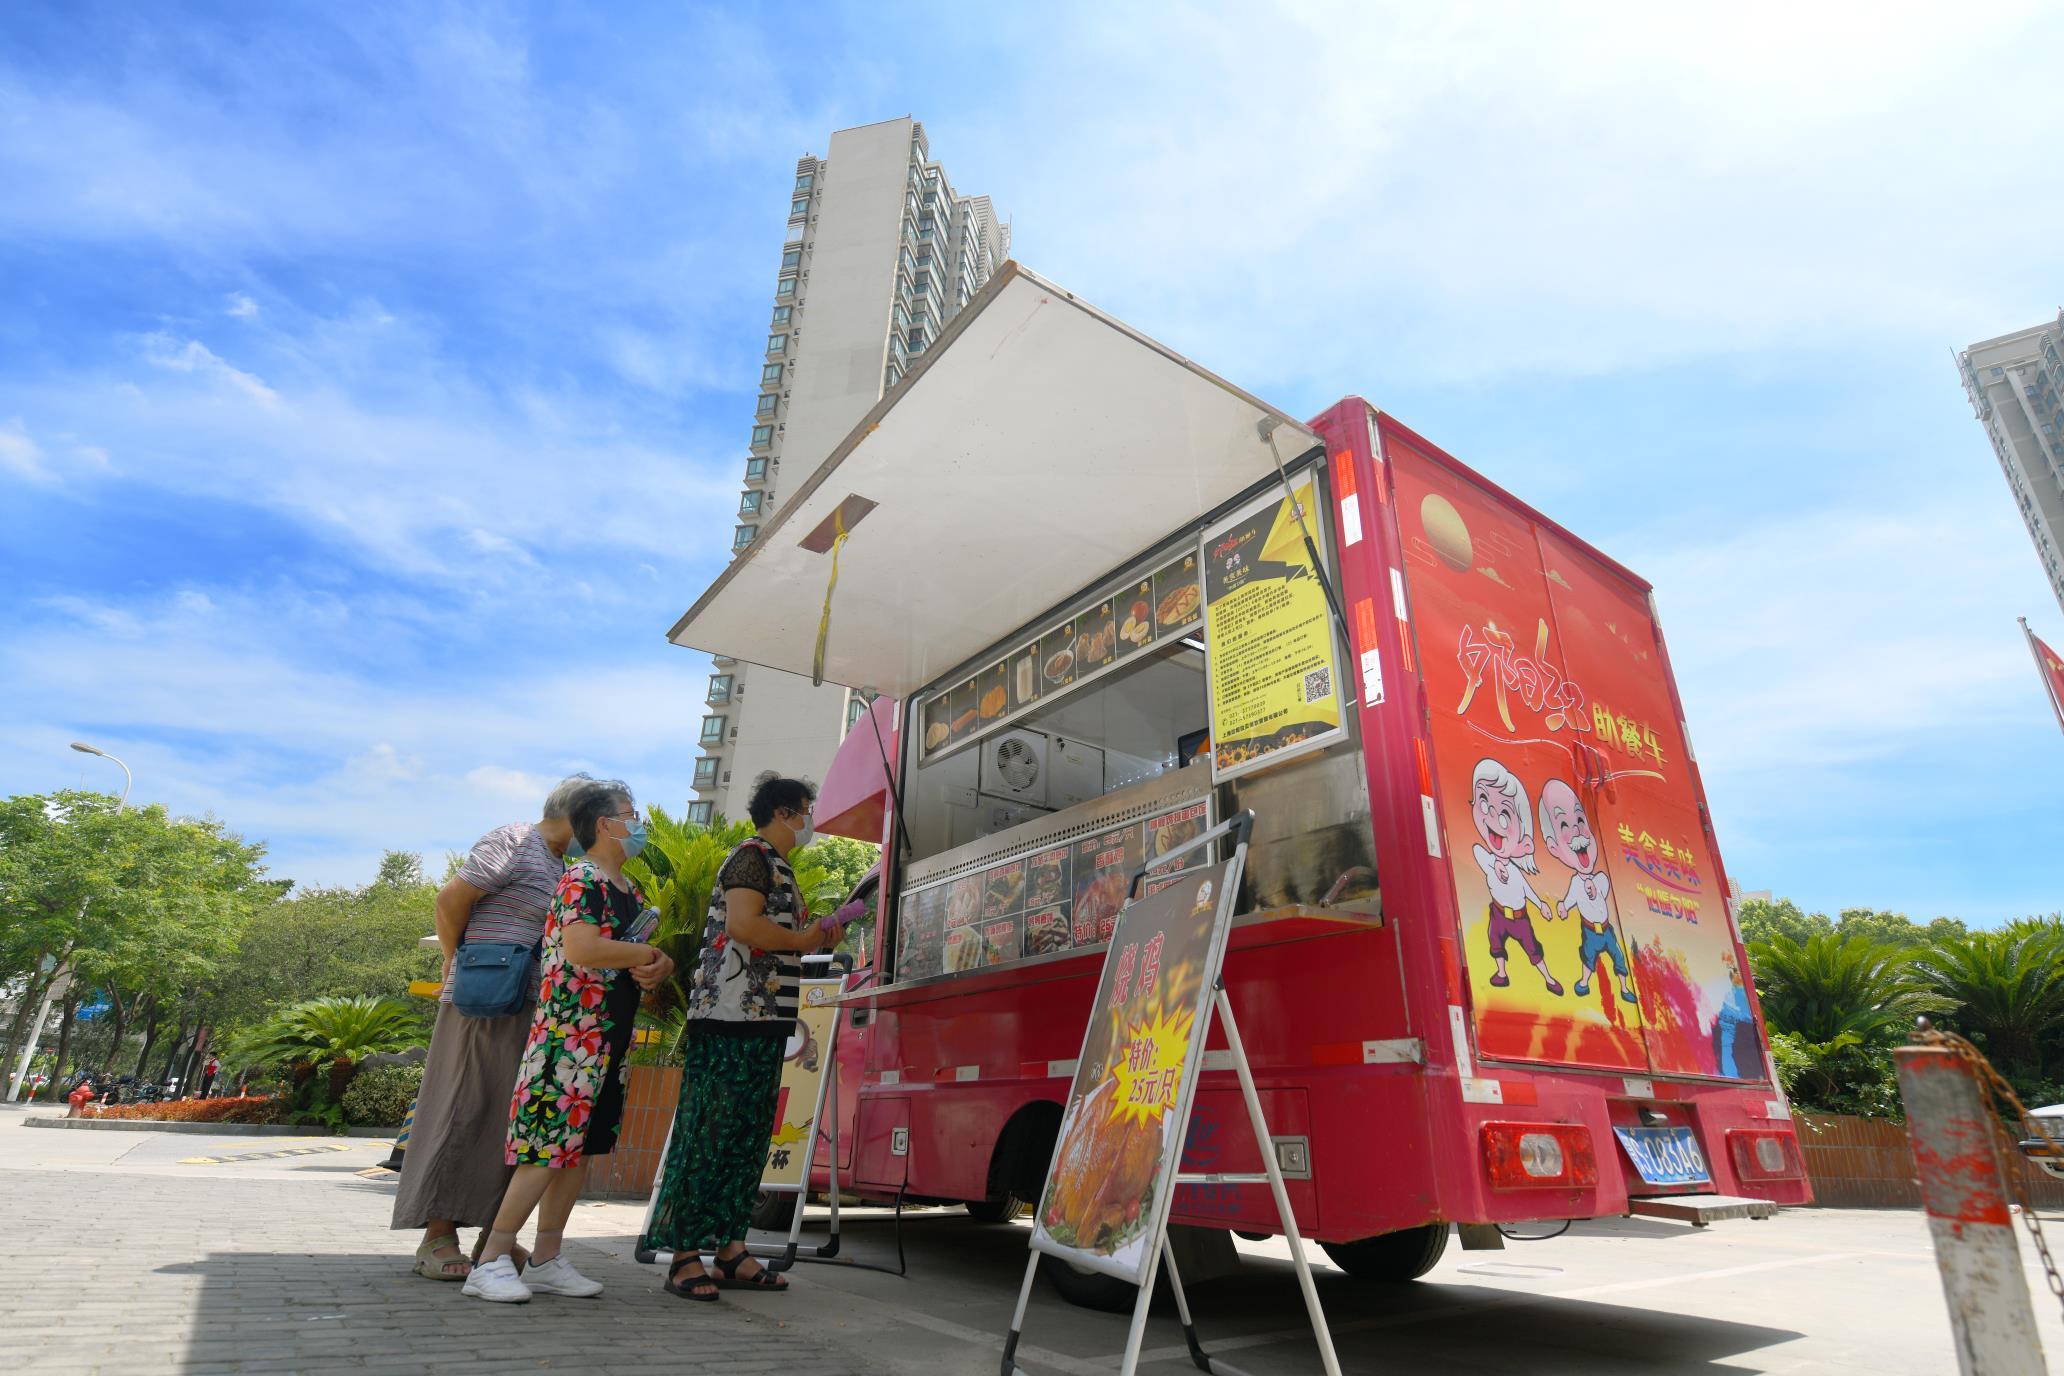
(791, 810, 815, 849)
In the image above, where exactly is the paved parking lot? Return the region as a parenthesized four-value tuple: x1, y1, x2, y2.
(5, 1102, 2062, 1373)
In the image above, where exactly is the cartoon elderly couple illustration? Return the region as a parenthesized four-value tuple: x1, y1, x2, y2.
(1469, 757, 1637, 1004)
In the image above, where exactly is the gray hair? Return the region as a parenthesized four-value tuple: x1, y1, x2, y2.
(542, 773, 599, 821)
(567, 779, 635, 851)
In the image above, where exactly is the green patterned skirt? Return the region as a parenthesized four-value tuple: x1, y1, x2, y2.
(641, 1032, 784, 1253)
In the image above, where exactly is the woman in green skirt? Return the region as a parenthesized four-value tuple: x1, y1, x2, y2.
(643, 774, 846, 1301)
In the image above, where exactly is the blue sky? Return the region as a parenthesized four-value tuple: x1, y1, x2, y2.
(3, 3, 2061, 921)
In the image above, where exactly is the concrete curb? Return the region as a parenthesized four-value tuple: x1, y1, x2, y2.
(26, 1117, 396, 1139)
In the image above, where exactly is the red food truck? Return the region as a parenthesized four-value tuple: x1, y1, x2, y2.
(669, 264, 1807, 1308)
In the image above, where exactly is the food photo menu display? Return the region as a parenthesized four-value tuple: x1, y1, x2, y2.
(918, 544, 1205, 762)
(892, 799, 1214, 983)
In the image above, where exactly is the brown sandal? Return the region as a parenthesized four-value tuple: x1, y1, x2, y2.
(665, 1256, 720, 1302)
(713, 1250, 789, 1292)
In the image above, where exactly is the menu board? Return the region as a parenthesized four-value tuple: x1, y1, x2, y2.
(1143, 799, 1210, 896)
(1203, 477, 1346, 781)
(1072, 824, 1147, 947)
(897, 884, 947, 981)
(948, 678, 979, 747)
(1041, 620, 1077, 694)
(1153, 553, 1203, 636)
(1077, 599, 1118, 675)
(1009, 641, 1041, 713)
(978, 661, 1009, 727)
(1115, 575, 1154, 660)
(1021, 844, 1074, 958)
(918, 539, 1211, 761)
(893, 800, 1213, 982)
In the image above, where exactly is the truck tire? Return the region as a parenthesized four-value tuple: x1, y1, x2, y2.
(1320, 1223, 1450, 1281)
(749, 1190, 797, 1232)
(1040, 1253, 1142, 1312)
(966, 1193, 1027, 1223)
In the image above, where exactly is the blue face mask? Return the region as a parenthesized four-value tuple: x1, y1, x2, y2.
(565, 835, 585, 860)
(618, 818, 648, 859)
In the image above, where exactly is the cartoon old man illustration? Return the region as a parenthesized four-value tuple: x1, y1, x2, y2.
(1469, 758, 1562, 995)
(1539, 778, 1638, 1004)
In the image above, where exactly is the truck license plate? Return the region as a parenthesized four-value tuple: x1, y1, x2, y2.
(1613, 1126, 1711, 1187)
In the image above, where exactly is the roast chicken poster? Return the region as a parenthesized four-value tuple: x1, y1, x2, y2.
(1032, 862, 1232, 1282)
(1387, 428, 1762, 1081)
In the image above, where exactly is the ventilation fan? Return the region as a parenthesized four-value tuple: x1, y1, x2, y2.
(994, 736, 1040, 792)
(980, 729, 1049, 804)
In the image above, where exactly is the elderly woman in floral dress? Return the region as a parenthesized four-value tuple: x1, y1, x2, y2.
(463, 781, 672, 1304)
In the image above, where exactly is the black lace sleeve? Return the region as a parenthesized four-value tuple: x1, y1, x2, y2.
(716, 843, 775, 896)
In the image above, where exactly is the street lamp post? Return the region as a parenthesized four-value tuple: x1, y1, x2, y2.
(6, 741, 133, 1103)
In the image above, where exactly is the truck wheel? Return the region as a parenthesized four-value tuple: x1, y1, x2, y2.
(966, 1193, 1027, 1223)
(1320, 1223, 1450, 1281)
(750, 1190, 797, 1232)
(1040, 1253, 1141, 1312)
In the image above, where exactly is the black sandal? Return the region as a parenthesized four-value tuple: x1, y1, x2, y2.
(712, 1250, 789, 1292)
(665, 1256, 720, 1302)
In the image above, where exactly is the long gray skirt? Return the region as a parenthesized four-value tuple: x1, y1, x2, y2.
(389, 1001, 529, 1231)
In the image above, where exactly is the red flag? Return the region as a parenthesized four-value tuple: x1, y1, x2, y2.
(2023, 619, 2064, 736)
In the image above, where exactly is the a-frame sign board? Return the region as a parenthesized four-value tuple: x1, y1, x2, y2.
(1002, 810, 1341, 1376)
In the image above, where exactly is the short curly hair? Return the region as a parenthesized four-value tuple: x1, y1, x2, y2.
(746, 773, 815, 829)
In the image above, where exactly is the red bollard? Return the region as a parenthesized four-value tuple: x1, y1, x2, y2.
(1894, 1045, 2047, 1376)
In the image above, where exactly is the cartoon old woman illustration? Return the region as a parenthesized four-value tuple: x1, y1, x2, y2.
(1539, 778, 1638, 1004)
(1469, 758, 1563, 995)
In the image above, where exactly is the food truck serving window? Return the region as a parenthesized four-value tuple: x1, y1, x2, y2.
(895, 532, 1216, 983)
(891, 458, 1354, 986)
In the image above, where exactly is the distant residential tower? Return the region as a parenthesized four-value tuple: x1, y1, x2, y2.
(1959, 310, 2064, 615)
(688, 117, 1009, 825)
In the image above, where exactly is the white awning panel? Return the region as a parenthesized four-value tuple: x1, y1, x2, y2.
(667, 263, 1321, 697)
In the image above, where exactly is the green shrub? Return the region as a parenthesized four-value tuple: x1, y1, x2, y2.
(341, 1061, 423, 1127)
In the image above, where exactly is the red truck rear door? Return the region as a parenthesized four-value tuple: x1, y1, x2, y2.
(1379, 416, 1759, 1083)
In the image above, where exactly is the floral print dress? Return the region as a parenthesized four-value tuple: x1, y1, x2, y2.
(506, 861, 649, 1168)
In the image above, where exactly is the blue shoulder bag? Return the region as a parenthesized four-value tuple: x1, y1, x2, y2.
(451, 940, 541, 1019)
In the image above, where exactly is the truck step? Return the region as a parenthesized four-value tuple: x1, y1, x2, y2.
(1628, 1193, 1779, 1227)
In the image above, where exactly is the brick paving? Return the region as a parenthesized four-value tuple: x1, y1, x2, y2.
(2, 1161, 880, 1375)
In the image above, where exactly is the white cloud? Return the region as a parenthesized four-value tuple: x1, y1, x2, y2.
(0, 418, 49, 483)
(141, 334, 281, 408)
(975, 2, 2064, 387)
(225, 292, 258, 319)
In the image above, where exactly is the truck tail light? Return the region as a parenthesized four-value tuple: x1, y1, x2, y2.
(1727, 1128, 1802, 1181)
(1481, 1121, 1598, 1190)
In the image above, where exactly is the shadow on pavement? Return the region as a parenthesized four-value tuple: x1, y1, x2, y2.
(153, 1247, 874, 1374)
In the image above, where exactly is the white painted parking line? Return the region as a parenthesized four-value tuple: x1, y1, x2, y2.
(1105, 1249, 1875, 1368)
(1552, 1250, 1866, 1299)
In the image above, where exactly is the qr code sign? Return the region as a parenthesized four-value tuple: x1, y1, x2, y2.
(1303, 666, 1333, 703)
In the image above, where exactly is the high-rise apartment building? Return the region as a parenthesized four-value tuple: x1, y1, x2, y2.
(688, 117, 1009, 825)
(1959, 310, 2064, 615)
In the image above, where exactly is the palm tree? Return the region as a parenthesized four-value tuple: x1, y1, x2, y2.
(228, 994, 426, 1110)
(1747, 933, 1948, 1045)
(624, 806, 754, 954)
(1909, 927, 2064, 1079)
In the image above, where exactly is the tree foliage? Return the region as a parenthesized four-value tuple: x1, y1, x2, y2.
(1744, 898, 2064, 1114)
(230, 994, 426, 1072)
(203, 851, 441, 1031)
(0, 792, 269, 1089)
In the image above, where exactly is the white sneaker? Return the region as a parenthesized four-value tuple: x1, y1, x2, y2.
(462, 1255, 532, 1303)
(523, 1254, 604, 1298)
